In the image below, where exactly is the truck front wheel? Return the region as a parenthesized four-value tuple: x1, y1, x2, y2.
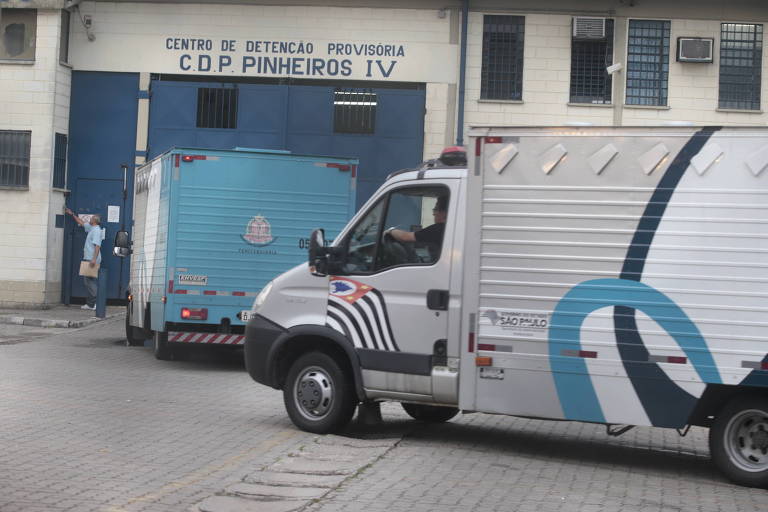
(402, 403, 459, 423)
(710, 395, 768, 488)
(283, 351, 356, 434)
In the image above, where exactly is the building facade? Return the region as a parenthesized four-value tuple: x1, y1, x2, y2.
(0, 0, 766, 306)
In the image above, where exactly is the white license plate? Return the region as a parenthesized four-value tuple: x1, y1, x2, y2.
(240, 310, 254, 322)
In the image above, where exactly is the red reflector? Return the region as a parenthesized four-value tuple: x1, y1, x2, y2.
(174, 289, 187, 294)
(468, 332, 475, 352)
(477, 343, 496, 351)
(168, 280, 174, 294)
(174, 154, 180, 167)
(351, 164, 357, 178)
(485, 136, 502, 144)
(181, 155, 206, 162)
(667, 356, 687, 364)
(181, 307, 208, 320)
(475, 356, 493, 367)
(232, 291, 246, 296)
(761, 362, 768, 370)
(579, 350, 598, 359)
(475, 138, 482, 157)
(203, 290, 216, 295)
(325, 163, 350, 171)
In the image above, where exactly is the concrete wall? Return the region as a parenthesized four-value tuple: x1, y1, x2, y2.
(0, 9, 70, 307)
(464, 4, 768, 129)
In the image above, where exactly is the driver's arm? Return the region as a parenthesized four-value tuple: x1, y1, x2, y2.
(387, 228, 416, 243)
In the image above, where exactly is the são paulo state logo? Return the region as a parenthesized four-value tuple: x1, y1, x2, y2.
(241, 215, 277, 246)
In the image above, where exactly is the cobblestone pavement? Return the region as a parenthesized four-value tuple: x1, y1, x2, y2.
(1, 319, 765, 512)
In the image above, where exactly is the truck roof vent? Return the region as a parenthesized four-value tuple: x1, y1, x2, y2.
(573, 17, 606, 39)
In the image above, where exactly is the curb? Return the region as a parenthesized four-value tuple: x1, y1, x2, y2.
(0, 312, 125, 329)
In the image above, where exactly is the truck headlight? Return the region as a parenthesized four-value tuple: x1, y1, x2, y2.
(254, 281, 273, 309)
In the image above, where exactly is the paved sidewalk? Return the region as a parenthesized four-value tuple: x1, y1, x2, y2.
(0, 304, 124, 328)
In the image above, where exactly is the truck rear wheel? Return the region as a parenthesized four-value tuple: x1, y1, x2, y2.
(153, 331, 173, 361)
(402, 403, 459, 423)
(125, 304, 146, 347)
(710, 395, 768, 488)
(283, 351, 356, 434)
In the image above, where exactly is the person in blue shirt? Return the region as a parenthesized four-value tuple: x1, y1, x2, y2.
(65, 208, 102, 310)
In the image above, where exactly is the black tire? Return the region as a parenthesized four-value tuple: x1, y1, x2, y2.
(125, 304, 147, 347)
(402, 403, 459, 423)
(710, 395, 768, 488)
(153, 331, 173, 361)
(283, 351, 356, 434)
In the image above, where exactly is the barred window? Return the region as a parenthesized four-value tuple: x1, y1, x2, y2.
(570, 19, 614, 104)
(719, 23, 763, 110)
(0, 130, 31, 188)
(334, 89, 376, 134)
(0, 8, 37, 61)
(196, 87, 238, 129)
(481, 15, 525, 101)
(626, 20, 670, 106)
(53, 133, 67, 189)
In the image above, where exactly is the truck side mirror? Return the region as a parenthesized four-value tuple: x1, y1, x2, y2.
(309, 228, 328, 276)
(113, 230, 131, 258)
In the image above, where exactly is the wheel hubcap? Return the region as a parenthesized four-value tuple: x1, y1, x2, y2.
(294, 366, 333, 420)
(724, 409, 768, 472)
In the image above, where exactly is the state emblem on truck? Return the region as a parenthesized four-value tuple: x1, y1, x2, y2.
(241, 215, 276, 246)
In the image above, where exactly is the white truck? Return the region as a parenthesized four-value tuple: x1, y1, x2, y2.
(244, 126, 768, 487)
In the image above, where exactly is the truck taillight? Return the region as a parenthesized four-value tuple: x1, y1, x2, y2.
(181, 307, 207, 320)
(181, 155, 207, 162)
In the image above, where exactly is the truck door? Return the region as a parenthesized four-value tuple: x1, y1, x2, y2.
(327, 181, 457, 399)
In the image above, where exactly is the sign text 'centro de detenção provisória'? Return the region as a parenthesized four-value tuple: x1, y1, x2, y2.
(166, 38, 406, 78)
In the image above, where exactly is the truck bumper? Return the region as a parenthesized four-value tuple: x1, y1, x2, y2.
(244, 313, 287, 388)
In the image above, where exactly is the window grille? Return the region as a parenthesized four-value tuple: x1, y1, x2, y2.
(0, 130, 31, 188)
(481, 15, 525, 101)
(626, 20, 670, 106)
(53, 133, 67, 189)
(719, 23, 763, 110)
(334, 89, 377, 134)
(196, 87, 238, 129)
(0, 8, 37, 61)
(570, 19, 614, 104)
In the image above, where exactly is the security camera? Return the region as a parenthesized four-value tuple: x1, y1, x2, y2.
(606, 63, 623, 75)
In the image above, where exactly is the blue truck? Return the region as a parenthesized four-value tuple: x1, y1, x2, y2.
(114, 147, 357, 359)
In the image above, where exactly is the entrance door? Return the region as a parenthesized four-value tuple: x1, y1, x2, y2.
(327, 181, 457, 398)
(67, 178, 126, 300)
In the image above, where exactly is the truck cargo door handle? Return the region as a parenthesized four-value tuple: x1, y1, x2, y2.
(427, 289, 449, 311)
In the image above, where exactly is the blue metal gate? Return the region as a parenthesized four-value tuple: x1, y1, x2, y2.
(64, 72, 138, 302)
(148, 79, 426, 209)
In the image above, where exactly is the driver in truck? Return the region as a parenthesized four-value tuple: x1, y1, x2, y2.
(384, 195, 448, 261)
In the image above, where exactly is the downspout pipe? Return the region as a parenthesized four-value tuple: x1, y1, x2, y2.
(456, 0, 469, 146)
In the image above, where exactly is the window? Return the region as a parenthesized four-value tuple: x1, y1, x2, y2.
(481, 15, 525, 100)
(53, 133, 67, 189)
(59, 9, 70, 64)
(0, 130, 31, 188)
(719, 23, 763, 110)
(340, 187, 449, 274)
(626, 20, 670, 106)
(570, 19, 614, 104)
(196, 87, 238, 129)
(0, 8, 37, 61)
(334, 89, 376, 134)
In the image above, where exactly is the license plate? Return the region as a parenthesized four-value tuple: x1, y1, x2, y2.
(240, 310, 254, 322)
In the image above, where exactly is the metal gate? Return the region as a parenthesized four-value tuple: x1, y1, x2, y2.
(147, 78, 426, 209)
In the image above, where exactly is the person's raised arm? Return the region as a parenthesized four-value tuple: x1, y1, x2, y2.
(65, 208, 85, 227)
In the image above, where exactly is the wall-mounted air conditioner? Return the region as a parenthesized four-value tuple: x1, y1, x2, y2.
(572, 17, 606, 39)
(677, 37, 714, 63)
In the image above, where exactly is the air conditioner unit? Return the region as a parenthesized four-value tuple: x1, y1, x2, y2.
(677, 37, 714, 63)
(572, 17, 606, 39)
